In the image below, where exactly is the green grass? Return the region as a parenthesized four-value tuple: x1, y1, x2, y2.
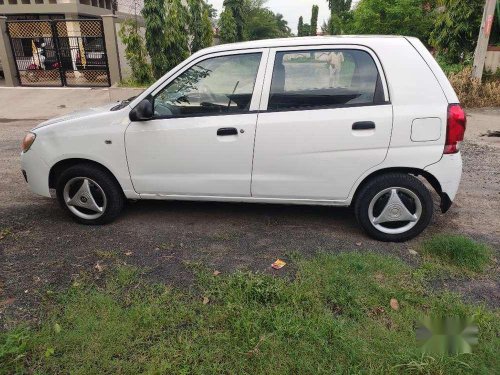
(1, 253, 499, 374)
(421, 234, 493, 273)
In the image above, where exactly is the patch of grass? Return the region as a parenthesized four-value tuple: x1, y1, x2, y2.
(117, 78, 150, 88)
(1, 253, 499, 374)
(421, 234, 493, 273)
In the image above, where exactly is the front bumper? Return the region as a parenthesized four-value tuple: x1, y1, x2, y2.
(21, 146, 51, 198)
(424, 153, 462, 213)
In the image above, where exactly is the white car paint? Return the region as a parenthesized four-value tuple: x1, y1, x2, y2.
(21, 36, 462, 212)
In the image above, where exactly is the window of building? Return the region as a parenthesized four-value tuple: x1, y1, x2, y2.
(8, 0, 18, 5)
(268, 49, 385, 111)
(35, 0, 44, 4)
(153, 53, 262, 118)
(21, 0, 30, 4)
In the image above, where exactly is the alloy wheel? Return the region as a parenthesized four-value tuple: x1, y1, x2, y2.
(63, 177, 107, 220)
(368, 187, 422, 235)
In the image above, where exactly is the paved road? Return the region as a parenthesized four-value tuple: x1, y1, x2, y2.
(0, 90, 499, 326)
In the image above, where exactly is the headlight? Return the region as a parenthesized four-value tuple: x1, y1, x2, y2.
(21, 132, 36, 152)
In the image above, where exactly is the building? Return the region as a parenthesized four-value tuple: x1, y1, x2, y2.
(0, 0, 143, 20)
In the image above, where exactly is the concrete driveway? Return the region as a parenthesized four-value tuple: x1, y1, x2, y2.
(0, 87, 499, 327)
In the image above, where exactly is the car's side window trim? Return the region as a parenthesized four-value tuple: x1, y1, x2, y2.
(259, 45, 390, 112)
(148, 49, 269, 120)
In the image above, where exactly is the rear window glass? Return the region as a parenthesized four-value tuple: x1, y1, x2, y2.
(268, 49, 385, 111)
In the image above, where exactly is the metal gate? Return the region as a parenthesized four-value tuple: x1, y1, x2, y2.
(6, 19, 111, 87)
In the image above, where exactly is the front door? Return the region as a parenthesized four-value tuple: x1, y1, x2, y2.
(252, 47, 393, 201)
(126, 51, 266, 197)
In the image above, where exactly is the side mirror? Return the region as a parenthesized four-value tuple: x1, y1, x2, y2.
(129, 99, 154, 121)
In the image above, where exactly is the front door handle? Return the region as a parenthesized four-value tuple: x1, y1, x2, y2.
(217, 127, 238, 136)
(352, 121, 376, 130)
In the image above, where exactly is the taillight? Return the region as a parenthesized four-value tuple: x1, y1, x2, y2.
(444, 104, 466, 154)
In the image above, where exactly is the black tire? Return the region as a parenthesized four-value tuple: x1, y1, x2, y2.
(354, 173, 433, 242)
(56, 164, 124, 225)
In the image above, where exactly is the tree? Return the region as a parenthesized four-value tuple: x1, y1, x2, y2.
(164, 0, 190, 73)
(118, 19, 153, 84)
(430, 0, 484, 63)
(188, 0, 213, 53)
(302, 23, 311, 37)
(201, 8, 214, 48)
(345, 0, 436, 44)
(325, 0, 352, 35)
(142, 0, 167, 79)
(310, 5, 319, 36)
(223, 0, 245, 41)
(274, 13, 291, 37)
(204, 1, 218, 19)
(328, 0, 352, 14)
(244, 7, 290, 40)
(298, 16, 304, 36)
(219, 8, 238, 43)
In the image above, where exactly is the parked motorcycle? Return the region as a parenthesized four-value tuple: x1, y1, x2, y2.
(26, 40, 60, 82)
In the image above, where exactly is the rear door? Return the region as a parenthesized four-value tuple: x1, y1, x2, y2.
(251, 46, 393, 201)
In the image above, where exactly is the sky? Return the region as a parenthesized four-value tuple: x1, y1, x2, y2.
(208, 0, 340, 35)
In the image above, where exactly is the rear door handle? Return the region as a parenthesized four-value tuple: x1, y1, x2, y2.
(352, 121, 376, 130)
(217, 127, 238, 136)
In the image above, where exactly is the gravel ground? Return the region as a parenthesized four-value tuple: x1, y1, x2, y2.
(0, 108, 499, 328)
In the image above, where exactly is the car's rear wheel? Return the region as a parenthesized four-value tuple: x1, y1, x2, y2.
(56, 164, 124, 225)
(354, 173, 433, 242)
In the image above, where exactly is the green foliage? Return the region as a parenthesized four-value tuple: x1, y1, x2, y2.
(204, 0, 218, 19)
(4, 253, 499, 374)
(142, 0, 167, 79)
(274, 13, 291, 37)
(310, 5, 319, 36)
(142, 0, 190, 79)
(325, 0, 352, 34)
(118, 19, 153, 85)
(421, 234, 493, 272)
(328, 0, 352, 13)
(224, 0, 246, 41)
(430, 0, 484, 64)
(298, 15, 304, 36)
(0, 327, 29, 375)
(346, 0, 436, 43)
(244, 7, 291, 40)
(188, 0, 213, 53)
(219, 8, 238, 43)
(326, 13, 343, 35)
(302, 23, 311, 37)
(164, 0, 190, 73)
(221, 0, 291, 41)
(436, 53, 473, 75)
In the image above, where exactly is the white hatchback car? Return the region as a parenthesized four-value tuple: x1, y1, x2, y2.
(21, 36, 466, 242)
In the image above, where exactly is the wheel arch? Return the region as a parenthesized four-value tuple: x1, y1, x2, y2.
(49, 158, 125, 195)
(351, 167, 450, 213)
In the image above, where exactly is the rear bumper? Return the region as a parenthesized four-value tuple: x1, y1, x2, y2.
(424, 153, 462, 212)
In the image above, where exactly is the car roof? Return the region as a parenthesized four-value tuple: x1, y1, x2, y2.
(196, 35, 408, 55)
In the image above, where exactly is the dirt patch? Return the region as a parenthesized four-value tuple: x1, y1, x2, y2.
(1, 110, 499, 328)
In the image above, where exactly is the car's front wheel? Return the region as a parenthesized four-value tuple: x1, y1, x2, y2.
(56, 164, 124, 225)
(354, 173, 433, 242)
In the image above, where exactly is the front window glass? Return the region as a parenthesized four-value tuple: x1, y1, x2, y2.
(268, 49, 383, 111)
(153, 53, 262, 117)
